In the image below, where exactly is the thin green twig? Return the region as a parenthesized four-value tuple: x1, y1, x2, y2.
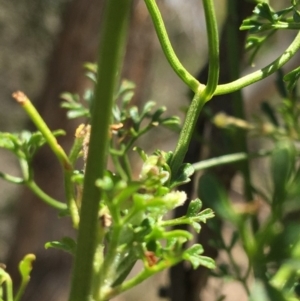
(202, 0, 220, 99)
(0, 269, 13, 301)
(102, 257, 182, 300)
(192, 150, 271, 171)
(64, 171, 80, 228)
(215, 31, 300, 95)
(26, 180, 67, 211)
(144, 0, 201, 92)
(12, 91, 72, 171)
(0, 172, 24, 184)
(97, 224, 122, 300)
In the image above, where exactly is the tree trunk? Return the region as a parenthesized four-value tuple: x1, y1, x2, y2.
(6, 1, 154, 300)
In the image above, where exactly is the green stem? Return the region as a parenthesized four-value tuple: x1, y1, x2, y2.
(26, 180, 67, 211)
(170, 91, 206, 178)
(215, 31, 300, 95)
(243, 22, 300, 31)
(68, 1, 131, 300)
(12, 91, 72, 171)
(0, 269, 13, 301)
(144, 0, 201, 92)
(91, 229, 105, 300)
(64, 171, 80, 228)
(98, 225, 122, 300)
(14, 254, 36, 301)
(111, 153, 129, 181)
(191, 150, 270, 171)
(0, 172, 24, 184)
(202, 0, 220, 99)
(102, 257, 182, 300)
(170, 0, 219, 177)
(69, 128, 85, 165)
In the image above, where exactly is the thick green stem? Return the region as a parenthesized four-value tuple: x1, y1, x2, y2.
(68, 1, 131, 300)
(215, 31, 300, 95)
(144, 0, 201, 92)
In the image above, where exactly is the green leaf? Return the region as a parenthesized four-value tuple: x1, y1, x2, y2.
(197, 208, 215, 223)
(183, 244, 215, 269)
(113, 182, 140, 206)
(187, 199, 203, 217)
(0, 133, 15, 151)
(160, 116, 181, 131)
(83, 62, 97, 73)
(13, 253, 36, 301)
(129, 106, 140, 124)
(151, 106, 166, 121)
(245, 36, 263, 51)
(122, 90, 134, 105)
(293, 10, 300, 22)
(240, 19, 263, 33)
(85, 72, 97, 83)
(133, 146, 147, 161)
(284, 66, 300, 92)
(60, 92, 80, 103)
(171, 163, 194, 189)
(67, 109, 90, 119)
(95, 175, 114, 191)
(140, 101, 156, 120)
(45, 237, 76, 255)
(19, 254, 35, 281)
(118, 79, 136, 98)
(191, 222, 201, 233)
(253, 3, 275, 22)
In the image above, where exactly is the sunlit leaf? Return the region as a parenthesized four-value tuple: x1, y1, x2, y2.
(45, 237, 76, 255)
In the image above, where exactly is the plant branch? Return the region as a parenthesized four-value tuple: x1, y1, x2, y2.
(170, 91, 206, 177)
(0, 268, 13, 301)
(64, 171, 80, 228)
(102, 257, 182, 300)
(215, 31, 300, 95)
(202, 0, 220, 99)
(26, 180, 67, 211)
(68, 1, 131, 300)
(12, 91, 72, 171)
(170, 0, 219, 177)
(191, 150, 270, 171)
(0, 172, 24, 184)
(144, 0, 201, 92)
